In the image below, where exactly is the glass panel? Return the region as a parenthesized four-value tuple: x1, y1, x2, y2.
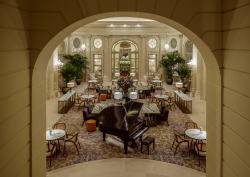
(149, 54, 157, 75)
(131, 53, 135, 58)
(94, 54, 102, 73)
(115, 54, 119, 58)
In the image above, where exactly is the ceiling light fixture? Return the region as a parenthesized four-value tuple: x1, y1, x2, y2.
(137, 24, 140, 27)
(111, 24, 113, 27)
(124, 24, 126, 27)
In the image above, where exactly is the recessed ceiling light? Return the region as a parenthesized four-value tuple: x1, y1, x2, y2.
(111, 24, 113, 27)
(124, 24, 126, 27)
(137, 24, 140, 27)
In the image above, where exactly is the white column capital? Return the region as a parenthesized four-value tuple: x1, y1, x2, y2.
(84, 34, 92, 39)
(159, 34, 167, 40)
(140, 35, 147, 39)
(103, 35, 109, 39)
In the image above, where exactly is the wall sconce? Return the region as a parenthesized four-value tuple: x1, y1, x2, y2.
(187, 59, 195, 68)
(165, 44, 169, 51)
(81, 44, 86, 50)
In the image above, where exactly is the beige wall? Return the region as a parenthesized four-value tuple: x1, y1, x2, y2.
(222, 1, 250, 177)
(4, 1, 250, 177)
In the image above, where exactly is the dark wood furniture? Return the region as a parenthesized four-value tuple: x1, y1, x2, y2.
(171, 130, 190, 156)
(156, 108, 169, 125)
(98, 101, 149, 154)
(46, 142, 57, 167)
(194, 142, 206, 166)
(141, 136, 155, 155)
(63, 130, 81, 156)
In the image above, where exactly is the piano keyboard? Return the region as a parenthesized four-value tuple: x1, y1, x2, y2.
(131, 126, 149, 140)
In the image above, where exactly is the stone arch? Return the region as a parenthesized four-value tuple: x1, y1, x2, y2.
(31, 12, 221, 177)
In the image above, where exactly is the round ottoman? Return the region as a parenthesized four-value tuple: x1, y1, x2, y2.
(100, 94, 106, 101)
(86, 119, 96, 132)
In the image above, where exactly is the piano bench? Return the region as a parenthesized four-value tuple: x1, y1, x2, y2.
(86, 119, 96, 132)
(141, 136, 155, 155)
(100, 94, 107, 101)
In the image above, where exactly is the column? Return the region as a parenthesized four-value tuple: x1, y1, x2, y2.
(53, 47, 60, 97)
(159, 34, 167, 80)
(195, 49, 203, 99)
(179, 34, 183, 55)
(103, 35, 109, 82)
(140, 35, 147, 82)
(47, 52, 55, 99)
(191, 44, 197, 97)
(84, 34, 91, 80)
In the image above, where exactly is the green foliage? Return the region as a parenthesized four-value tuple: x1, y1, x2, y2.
(60, 63, 77, 87)
(174, 65, 191, 86)
(63, 54, 89, 79)
(157, 51, 185, 79)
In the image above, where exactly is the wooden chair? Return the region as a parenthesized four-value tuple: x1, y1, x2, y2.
(194, 142, 206, 166)
(185, 122, 198, 130)
(53, 123, 66, 151)
(165, 97, 175, 110)
(150, 93, 159, 104)
(73, 98, 85, 111)
(77, 93, 84, 98)
(147, 81, 153, 87)
(97, 81, 103, 87)
(46, 142, 57, 167)
(63, 130, 81, 156)
(171, 130, 190, 156)
(89, 92, 100, 105)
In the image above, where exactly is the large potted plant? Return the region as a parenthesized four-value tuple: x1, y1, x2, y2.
(158, 51, 185, 85)
(174, 65, 191, 93)
(60, 63, 77, 94)
(63, 54, 89, 85)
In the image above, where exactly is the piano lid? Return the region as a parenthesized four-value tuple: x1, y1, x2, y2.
(98, 101, 143, 131)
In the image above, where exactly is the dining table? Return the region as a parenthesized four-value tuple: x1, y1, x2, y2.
(46, 129, 66, 152)
(155, 94, 168, 105)
(185, 129, 206, 155)
(135, 85, 148, 99)
(81, 94, 95, 104)
(142, 103, 161, 127)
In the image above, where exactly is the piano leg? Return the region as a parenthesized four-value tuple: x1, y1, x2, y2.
(124, 140, 128, 154)
(140, 135, 142, 141)
(131, 140, 136, 148)
(103, 133, 106, 141)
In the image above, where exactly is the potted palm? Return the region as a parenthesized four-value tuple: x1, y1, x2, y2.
(60, 63, 77, 94)
(174, 65, 191, 93)
(157, 51, 185, 85)
(63, 54, 89, 85)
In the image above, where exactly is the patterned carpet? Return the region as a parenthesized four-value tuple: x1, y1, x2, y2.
(46, 88, 206, 173)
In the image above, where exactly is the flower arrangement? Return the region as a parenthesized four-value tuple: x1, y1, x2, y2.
(48, 127, 53, 136)
(147, 99, 150, 105)
(199, 126, 203, 134)
(117, 76, 134, 96)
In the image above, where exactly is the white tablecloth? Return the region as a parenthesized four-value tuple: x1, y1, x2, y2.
(155, 94, 168, 99)
(81, 95, 95, 99)
(46, 129, 66, 141)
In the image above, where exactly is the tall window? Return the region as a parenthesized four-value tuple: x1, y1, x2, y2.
(186, 40, 193, 63)
(148, 54, 157, 75)
(93, 54, 102, 74)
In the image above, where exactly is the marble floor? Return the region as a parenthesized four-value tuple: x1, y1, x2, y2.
(46, 158, 206, 177)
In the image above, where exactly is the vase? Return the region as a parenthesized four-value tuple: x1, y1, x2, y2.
(166, 78, 173, 85)
(181, 87, 187, 94)
(62, 87, 70, 94)
(50, 130, 52, 136)
(123, 89, 129, 97)
(75, 78, 82, 85)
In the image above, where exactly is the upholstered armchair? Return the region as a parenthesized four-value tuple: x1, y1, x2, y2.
(145, 86, 155, 98)
(96, 86, 106, 96)
(156, 108, 169, 125)
(82, 108, 96, 125)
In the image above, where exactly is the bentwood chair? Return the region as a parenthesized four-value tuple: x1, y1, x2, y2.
(63, 130, 81, 156)
(53, 123, 66, 151)
(194, 142, 206, 166)
(89, 92, 100, 105)
(46, 142, 57, 167)
(150, 93, 159, 105)
(185, 122, 199, 145)
(171, 130, 190, 156)
(73, 98, 85, 111)
(165, 97, 175, 110)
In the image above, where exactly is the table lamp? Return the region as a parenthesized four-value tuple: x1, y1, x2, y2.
(176, 82, 183, 92)
(67, 82, 74, 92)
(130, 92, 137, 100)
(115, 73, 120, 79)
(114, 92, 122, 102)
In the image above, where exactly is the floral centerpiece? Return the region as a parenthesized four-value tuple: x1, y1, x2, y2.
(117, 76, 134, 97)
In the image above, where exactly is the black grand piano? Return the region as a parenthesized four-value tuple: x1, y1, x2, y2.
(98, 101, 149, 154)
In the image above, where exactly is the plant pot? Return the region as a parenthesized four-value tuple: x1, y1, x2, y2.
(62, 87, 70, 94)
(166, 78, 173, 85)
(181, 87, 187, 94)
(75, 79, 82, 85)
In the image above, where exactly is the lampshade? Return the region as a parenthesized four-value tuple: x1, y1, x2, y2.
(130, 73, 135, 77)
(67, 82, 74, 88)
(176, 82, 183, 88)
(114, 92, 122, 99)
(115, 73, 120, 77)
(130, 92, 137, 99)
